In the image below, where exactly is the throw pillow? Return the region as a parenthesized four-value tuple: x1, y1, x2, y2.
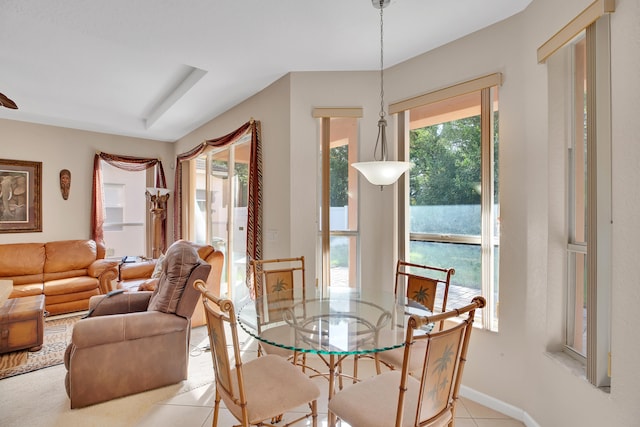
(148, 241, 199, 314)
(150, 253, 165, 278)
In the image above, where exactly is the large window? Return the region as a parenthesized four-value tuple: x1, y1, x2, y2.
(188, 136, 251, 302)
(314, 109, 362, 293)
(540, 0, 613, 387)
(392, 74, 501, 331)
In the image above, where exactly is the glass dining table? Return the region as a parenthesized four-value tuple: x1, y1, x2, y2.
(236, 286, 431, 426)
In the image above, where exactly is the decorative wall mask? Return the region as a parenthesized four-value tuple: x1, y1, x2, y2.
(60, 169, 71, 200)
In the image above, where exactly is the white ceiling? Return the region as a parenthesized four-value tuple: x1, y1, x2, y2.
(0, 0, 531, 142)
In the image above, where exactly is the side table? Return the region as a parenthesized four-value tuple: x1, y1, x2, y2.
(0, 294, 46, 354)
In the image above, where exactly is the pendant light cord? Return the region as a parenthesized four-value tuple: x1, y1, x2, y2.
(374, 0, 388, 162)
(379, 0, 385, 120)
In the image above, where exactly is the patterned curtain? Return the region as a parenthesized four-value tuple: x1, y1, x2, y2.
(91, 152, 167, 250)
(173, 119, 262, 293)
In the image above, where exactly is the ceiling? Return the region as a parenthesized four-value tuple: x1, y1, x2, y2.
(0, 0, 531, 142)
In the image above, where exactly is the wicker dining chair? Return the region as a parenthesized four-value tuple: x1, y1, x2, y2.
(250, 256, 308, 366)
(329, 296, 485, 427)
(195, 281, 320, 427)
(353, 260, 455, 378)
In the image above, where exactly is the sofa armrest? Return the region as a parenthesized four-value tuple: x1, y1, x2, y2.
(71, 311, 188, 348)
(87, 291, 152, 316)
(88, 259, 118, 278)
(88, 259, 119, 293)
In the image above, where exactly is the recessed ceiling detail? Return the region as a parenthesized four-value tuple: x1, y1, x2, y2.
(144, 66, 207, 129)
(0, 0, 532, 142)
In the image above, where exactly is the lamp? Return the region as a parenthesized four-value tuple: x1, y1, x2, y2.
(352, 0, 412, 189)
(145, 187, 171, 258)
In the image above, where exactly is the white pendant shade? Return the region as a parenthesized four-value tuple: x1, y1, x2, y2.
(352, 160, 412, 186)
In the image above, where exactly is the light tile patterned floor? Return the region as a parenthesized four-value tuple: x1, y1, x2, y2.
(133, 326, 525, 427)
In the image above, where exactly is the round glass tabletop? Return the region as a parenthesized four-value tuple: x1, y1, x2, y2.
(237, 287, 432, 356)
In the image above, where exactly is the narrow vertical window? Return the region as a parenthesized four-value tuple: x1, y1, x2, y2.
(566, 35, 588, 358)
(314, 108, 362, 293)
(540, 0, 613, 387)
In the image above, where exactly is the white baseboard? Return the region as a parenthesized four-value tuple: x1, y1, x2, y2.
(459, 385, 542, 427)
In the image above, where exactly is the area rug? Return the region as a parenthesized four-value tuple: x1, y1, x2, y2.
(0, 314, 81, 380)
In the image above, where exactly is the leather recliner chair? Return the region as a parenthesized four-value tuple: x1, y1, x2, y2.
(117, 241, 223, 327)
(63, 241, 215, 408)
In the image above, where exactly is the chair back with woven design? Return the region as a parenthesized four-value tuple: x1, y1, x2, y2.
(250, 257, 306, 331)
(398, 296, 485, 426)
(328, 297, 485, 427)
(196, 280, 320, 427)
(395, 260, 454, 330)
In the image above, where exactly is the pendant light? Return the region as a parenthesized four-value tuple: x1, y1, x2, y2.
(352, 0, 412, 188)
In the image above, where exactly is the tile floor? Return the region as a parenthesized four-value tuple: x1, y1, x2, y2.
(133, 326, 525, 427)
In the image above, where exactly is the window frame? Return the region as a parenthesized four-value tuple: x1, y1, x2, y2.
(392, 74, 501, 331)
(187, 135, 251, 299)
(540, 0, 613, 388)
(313, 108, 363, 294)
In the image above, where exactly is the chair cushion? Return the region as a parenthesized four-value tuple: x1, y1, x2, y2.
(221, 354, 320, 424)
(259, 325, 297, 357)
(378, 339, 428, 374)
(148, 242, 199, 314)
(328, 371, 417, 427)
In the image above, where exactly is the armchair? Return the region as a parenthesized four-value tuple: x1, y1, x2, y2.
(117, 241, 223, 327)
(63, 241, 212, 408)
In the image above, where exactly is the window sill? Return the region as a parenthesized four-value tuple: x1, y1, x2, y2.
(544, 351, 610, 394)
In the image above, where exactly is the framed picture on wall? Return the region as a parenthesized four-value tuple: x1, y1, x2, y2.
(0, 158, 42, 233)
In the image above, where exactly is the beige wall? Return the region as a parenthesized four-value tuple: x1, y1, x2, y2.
(609, 0, 640, 424)
(0, 119, 173, 245)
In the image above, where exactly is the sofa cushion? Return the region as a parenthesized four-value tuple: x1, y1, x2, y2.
(148, 242, 199, 314)
(44, 276, 99, 296)
(44, 240, 98, 273)
(0, 243, 45, 278)
(9, 283, 44, 298)
(46, 289, 100, 305)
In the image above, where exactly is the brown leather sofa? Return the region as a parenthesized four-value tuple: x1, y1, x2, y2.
(0, 240, 118, 315)
(117, 241, 223, 327)
(64, 241, 212, 408)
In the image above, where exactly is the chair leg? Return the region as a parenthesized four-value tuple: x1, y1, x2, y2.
(312, 399, 318, 427)
(213, 390, 221, 427)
